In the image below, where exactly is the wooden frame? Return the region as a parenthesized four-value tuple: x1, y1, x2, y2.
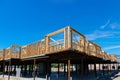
(0, 26, 117, 62)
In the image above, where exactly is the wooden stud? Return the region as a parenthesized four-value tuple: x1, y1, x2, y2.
(81, 58, 84, 80)
(64, 28, 67, 48)
(33, 59, 36, 80)
(68, 59, 71, 80)
(68, 26, 72, 48)
(76, 64, 78, 75)
(47, 28, 64, 37)
(45, 36, 50, 53)
(94, 63, 97, 78)
(58, 63, 60, 78)
(8, 60, 11, 80)
(3, 61, 5, 78)
(64, 63, 66, 77)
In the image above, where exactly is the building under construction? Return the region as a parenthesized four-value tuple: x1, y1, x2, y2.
(0, 26, 119, 80)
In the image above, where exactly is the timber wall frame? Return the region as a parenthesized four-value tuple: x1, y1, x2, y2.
(0, 26, 117, 62)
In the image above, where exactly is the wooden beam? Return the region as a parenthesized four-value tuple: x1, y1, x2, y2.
(64, 63, 66, 77)
(47, 28, 64, 37)
(21, 56, 49, 61)
(70, 27, 85, 38)
(45, 36, 50, 53)
(81, 58, 84, 80)
(33, 59, 36, 80)
(2, 61, 5, 78)
(8, 60, 11, 80)
(68, 26, 72, 48)
(68, 59, 70, 80)
(64, 28, 67, 48)
(58, 63, 60, 78)
(94, 63, 97, 78)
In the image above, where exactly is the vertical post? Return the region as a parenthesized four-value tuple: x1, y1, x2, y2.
(46, 62, 51, 80)
(3, 61, 5, 78)
(25, 64, 27, 77)
(64, 63, 66, 77)
(81, 58, 84, 80)
(72, 64, 73, 73)
(58, 63, 60, 78)
(99, 63, 100, 71)
(68, 26, 72, 48)
(102, 64, 104, 75)
(81, 36, 85, 52)
(33, 59, 36, 80)
(45, 36, 50, 53)
(64, 28, 67, 48)
(8, 60, 11, 80)
(13, 65, 16, 76)
(68, 59, 71, 80)
(31, 64, 33, 75)
(76, 64, 78, 75)
(110, 63, 111, 73)
(21, 65, 23, 77)
(94, 63, 97, 78)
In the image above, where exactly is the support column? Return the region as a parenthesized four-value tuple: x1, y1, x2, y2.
(68, 59, 70, 80)
(58, 63, 60, 78)
(33, 59, 36, 80)
(21, 65, 23, 77)
(8, 60, 11, 80)
(64, 63, 66, 77)
(13, 65, 16, 76)
(24, 64, 27, 77)
(110, 63, 111, 73)
(102, 64, 104, 75)
(29, 65, 31, 75)
(76, 64, 78, 75)
(72, 64, 73, 74)
(81, 58, 84, 80)
(94, 63, 97, 78)
(46, 62, 51, 80)
(6, 64, 8, 73)
(3, 61, 5, 78)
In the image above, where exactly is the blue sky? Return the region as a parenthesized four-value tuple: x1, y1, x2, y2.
(0, 0, 120, 55)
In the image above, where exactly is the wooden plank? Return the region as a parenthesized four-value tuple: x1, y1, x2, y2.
(68, 26, 72, 48)
(94, 63, 97, 78)
(2, 61, 5, 78)
(81, 58, 84, 80)
(58, 63, 60, 78)
(47, 28, 64, 36)
(45, 36, 50, 53)
(64, 28, 67, 48)
(70, 27, 85, 38)
(64, 63, 66, 77)
(8, 60, 11, 80)
(68, 59, 70, 80)
(33, 59, 36, 80)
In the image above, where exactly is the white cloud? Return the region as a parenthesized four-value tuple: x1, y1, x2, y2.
(100, 20, 110, 29)
(85, 30, 113, 40)
(103, 45, 120, 50)
(109, 22, 120, 29)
